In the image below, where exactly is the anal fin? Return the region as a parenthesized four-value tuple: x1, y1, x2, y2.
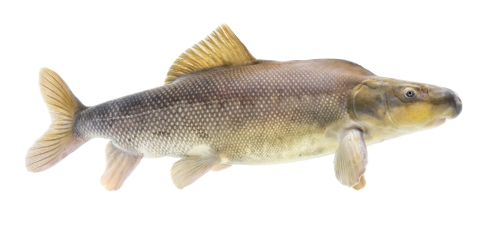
(101, 142, 143, 191)
(334, 129, 368, 189)
(171, 145, 221, 189)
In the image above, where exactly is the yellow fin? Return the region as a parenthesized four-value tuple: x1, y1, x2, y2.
(101, 142, 143, 191)
(164, 24, 256, 84)
(26, 68, 86, 172)
(334, 129, 368, 189)
(170, 145, 221, 189)
(353, 176, 366, 190)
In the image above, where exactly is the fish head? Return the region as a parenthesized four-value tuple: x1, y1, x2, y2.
(348, 77, 462, 134)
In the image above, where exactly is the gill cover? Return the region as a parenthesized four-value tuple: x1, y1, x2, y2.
(347, 79, 390, 128)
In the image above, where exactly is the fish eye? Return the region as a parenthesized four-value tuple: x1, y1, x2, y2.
(404, 88, 416, 98)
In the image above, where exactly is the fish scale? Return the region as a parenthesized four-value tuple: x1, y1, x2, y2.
(75, 60, 367, 163)
(26, 24, 461, 190)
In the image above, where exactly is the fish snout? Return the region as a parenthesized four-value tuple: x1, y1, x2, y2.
(437, 88, 462, 119)
(452, 91, 462, 118)
(428, 87, 462, 120)
(447, 89, 462, 119)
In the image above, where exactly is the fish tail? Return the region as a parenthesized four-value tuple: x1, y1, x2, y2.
(26, 68, 87, 172)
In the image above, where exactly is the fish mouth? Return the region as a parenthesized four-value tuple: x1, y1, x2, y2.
(432, 118, 446, 127)
(430, 92, 460, 127)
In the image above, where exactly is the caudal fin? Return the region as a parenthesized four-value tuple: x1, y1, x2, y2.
(26, 68, 87, 172)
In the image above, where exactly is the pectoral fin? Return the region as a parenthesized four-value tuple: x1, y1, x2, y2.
(101, 142, 143, 191)
(353, 175, 366, 190)
(171, 145, 221, 189)
(334, 129, 368, 190)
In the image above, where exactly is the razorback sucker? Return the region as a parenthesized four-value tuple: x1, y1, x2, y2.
(26, 24, 462, 190)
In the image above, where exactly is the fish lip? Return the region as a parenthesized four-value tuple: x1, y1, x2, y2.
(432, 118, 446, 127)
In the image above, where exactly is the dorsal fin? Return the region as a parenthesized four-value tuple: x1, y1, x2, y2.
(164, 24, 256, 84)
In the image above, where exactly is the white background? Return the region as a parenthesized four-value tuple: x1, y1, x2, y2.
(1, 1, 478, 239)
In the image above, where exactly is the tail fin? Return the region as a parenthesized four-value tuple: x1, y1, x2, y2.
(26, 68, 87, 172)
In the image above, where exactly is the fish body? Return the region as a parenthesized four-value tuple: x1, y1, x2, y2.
(76, 59, 370, 164)
(26, 25, 462, 190)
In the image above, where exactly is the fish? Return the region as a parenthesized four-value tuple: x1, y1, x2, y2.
(26, 24, 462, 191)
